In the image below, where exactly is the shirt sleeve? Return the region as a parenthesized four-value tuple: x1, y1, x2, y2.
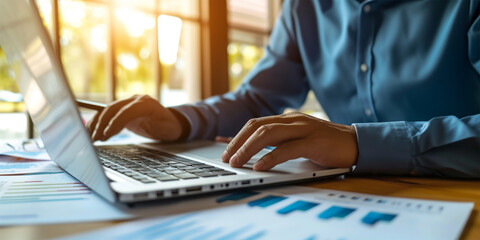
(352, 13, 480, 178)
(171, 0, 309, 141)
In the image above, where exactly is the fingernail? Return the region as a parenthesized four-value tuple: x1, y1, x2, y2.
(221, 151, 229, 162)
(254, 160, 264, 170)
(229, 154, 238, 166)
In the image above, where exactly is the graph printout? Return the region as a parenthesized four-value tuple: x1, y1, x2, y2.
(0, 172, 131, 225)
(0, 157, 62, 175)
(59, 187, 473, 240)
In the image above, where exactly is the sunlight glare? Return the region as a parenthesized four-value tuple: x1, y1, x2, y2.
(61, 0, 86, 28)
(90, 24, 107, 52)
(118, 53, 138, 70)
(116, 9, 155, 38)
(36, 0, 52, 27)
(158, 15, 182, 65)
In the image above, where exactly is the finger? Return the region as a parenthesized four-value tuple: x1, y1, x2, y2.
(253, 139, 308, 171)
(228, 123, 306, 168)
(102, 98, 153, 139)
(104, 97, 182, 141)
(86, 111, 101, 136)
(92, 96, 137, 141)
(222, 113, 301, 163)
(215, 136, 233, 143)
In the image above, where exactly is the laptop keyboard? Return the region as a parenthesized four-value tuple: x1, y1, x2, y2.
(97, 145, 236, 184)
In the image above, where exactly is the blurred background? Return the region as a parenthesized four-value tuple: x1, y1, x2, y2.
(0, 0, 324, 141)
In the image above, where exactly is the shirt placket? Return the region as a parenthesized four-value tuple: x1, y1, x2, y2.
(356, 1, 378, 122)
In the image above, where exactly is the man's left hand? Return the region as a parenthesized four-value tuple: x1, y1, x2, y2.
(221, 112, 358, 171)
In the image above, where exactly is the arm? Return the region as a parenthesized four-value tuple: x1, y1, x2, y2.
(353, 115, 480, 178)
(222, 10, 480, 179)
(354, 13, 480, 178)
(172, 0, 309, 141)
(88, 0, 308, 143)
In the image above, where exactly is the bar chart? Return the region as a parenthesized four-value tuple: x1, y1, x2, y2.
(0, 172, 131, 225)
(0, 157, 62, 175)
(61, 188, 474, 240)
(0, 180, 90, 204)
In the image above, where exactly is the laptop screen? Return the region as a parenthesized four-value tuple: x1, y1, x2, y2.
(0, 0, 115, 202)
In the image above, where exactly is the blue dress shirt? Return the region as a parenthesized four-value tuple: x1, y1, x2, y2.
(173, 0, 480, 178)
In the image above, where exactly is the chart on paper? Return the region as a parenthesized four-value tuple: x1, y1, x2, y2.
(60, 189, 473, 240)
(0, 157, 61, 175)
(0, 180, 90, 204)
(0, 173, 130, 225)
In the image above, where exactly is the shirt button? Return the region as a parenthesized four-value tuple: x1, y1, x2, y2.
(363, 4, 371, 13)
(360, 63, 368, 73)
(365, 108, 372, 116)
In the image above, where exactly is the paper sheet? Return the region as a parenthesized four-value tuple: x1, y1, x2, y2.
(0, 130, 153, 161)
(0, 172, 132, 225)
(0, 156, 62, 175)
(0, 139, 50, 160)
(58, 187, 474, 240)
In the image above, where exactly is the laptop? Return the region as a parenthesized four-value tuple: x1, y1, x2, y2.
(0, 0, 350, 203)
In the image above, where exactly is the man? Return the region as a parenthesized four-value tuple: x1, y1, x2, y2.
(89, 0, 480, 178)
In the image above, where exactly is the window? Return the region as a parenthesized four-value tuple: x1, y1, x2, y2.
(227, 0, 281, 90)
(227, 0, 327, 118)
(0, 0, 225, 140)
(1, 0, 317, 141)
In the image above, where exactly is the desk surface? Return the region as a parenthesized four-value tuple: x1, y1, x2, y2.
(1, 176, 479, 240)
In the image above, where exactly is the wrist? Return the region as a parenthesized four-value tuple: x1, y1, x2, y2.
(348, 125, 359, 166)
(167, 108, 191, 142)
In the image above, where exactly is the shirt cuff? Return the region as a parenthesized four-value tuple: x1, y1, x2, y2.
(352, 121, 413, 175)
(169, 104, 201, 141)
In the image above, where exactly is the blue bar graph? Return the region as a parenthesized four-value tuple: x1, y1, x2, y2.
(318, 206, 356, 220)
(216, 191, 260, 203)
(361, 211, 397, 226)
(277, 200, 319, 215)
(115, 213, 265, 240)
(247, 195, 287, 208)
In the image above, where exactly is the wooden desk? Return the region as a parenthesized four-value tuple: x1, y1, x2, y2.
(1, 176, 479, 240)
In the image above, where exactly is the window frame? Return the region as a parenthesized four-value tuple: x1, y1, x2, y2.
(48, 0, 229, 102)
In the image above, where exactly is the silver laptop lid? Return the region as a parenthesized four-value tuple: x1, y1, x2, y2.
(0, 0, 116, 202)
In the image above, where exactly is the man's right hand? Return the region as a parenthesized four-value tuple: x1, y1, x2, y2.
(87, 95, 184, 142)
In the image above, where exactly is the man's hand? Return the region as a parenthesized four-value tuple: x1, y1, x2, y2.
(221, 112, 358, 171)
(87, 95, 183, 142)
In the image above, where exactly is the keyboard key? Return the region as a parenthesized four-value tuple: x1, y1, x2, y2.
(139, 179, 156, 184)
(162, 167, 178, 172)
(185, 169, 204, 173)
(194, 172, 219, 178)
(165, 169, 186, 174)
(173, 173, 199, 179)
(146, 172, 171, 178)
(178, 166, 196, 170)
(125, 172, 141, 177)
(170, 163, 187, 168)
(149, 164, 168, 169)
(153, 175, 179, 181)
(201, 166, 218, 170)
